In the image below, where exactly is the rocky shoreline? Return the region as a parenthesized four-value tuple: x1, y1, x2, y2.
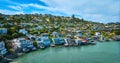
(112, 35, 120, 41)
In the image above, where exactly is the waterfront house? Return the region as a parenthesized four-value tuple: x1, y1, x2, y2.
(92, 36, 99, 41)
(0, 41, 7, 55)
(13, 38, 34, 51)
(0, 28, 7, 34)
(95, 32, 104, 41)
(52, 38, 65, 45)
(19, 29, 28, 35)
(64, 38, 72, 46)
(36, 37, 50, 48)
(74, 39, 82, 46)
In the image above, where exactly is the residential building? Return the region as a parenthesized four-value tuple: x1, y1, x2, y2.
(36, 37, 50, 48)
(0, 28, 7, 34)
(52, 31, 59, 37)
(19, 29, 28, 35)
(0, 41, 7, 55)
(13, 38, 34, 49)
(52, 38, 65, 45)
(41, 33, 49, 39)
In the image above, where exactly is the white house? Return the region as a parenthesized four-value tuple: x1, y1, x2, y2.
(0, 41, 7, 55)
(95, 32, 101, 36)
(94, 32, 104, 41)
(19, 29, 28, 35)
(13, 38, 34, 49)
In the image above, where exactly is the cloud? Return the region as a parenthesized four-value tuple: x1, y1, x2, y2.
(40, 0, 120, 15)
(0, 9, 24, 15)
(82, 14, 120, 23)
(40, 0, 120, 23)
(20, 3, 60, 12)
(8, 6, 22, 11)
(0, 0, 119, 23)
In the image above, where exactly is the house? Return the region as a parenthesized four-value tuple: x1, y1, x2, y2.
(52, 31, 59, 37)
(19, 29, 28, 35)
(92, 32, 104, 41)
(13, 38, 34, 51)
(64, 38, 72, 46)
(0, 23, 4, 27)
(0, 28, 7, 34)
(27, 34, 36, 40)
(20, 23, 33, 27)
(92, 26, 99, 30)
(41, 33, 49, 38)
(95, 32, 101, 36)
(0, 41, 7, 55)
(36, 26, 43, 30)
(29, 26, 43, 30)
(36, 37, 50, 48)
(74, 39, 82, 46)
(52, 38, 65, 45)
(74, 30, 83, 38)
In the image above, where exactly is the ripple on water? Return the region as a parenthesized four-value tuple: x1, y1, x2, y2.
(15, 41, 120, 63)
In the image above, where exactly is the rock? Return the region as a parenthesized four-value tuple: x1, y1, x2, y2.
(112, 35, 120, 41)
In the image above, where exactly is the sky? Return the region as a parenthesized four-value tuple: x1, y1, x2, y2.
(0, 0, 120, 23)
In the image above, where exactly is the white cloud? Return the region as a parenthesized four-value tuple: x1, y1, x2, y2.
(8, 6, 22, 11)
(1, 0, 119, 23)
(20, 3, 60, 12)
(83, 14, 120, 23)
(40, 0, 120, 23)
(40, 0, 120, 15)
(0, 9, 24, 15)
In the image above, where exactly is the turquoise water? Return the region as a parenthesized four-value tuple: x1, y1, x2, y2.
(14, 41, 120, 63)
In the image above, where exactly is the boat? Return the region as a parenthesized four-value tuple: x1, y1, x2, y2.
(89, 40, 96, 45)
(40, 46, 45, 49)
(81, 39, 89, 45)
(87, 38, 96, 45)
(31, 47, 37, 51)
(22, 48, 30, 52)
(50, 43, 55, 47)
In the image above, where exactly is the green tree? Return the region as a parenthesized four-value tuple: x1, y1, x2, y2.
(33, 41, 38, 47)
(12, 33, 19, 38)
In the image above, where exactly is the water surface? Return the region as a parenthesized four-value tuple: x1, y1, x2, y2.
(14, 41, 120, 63)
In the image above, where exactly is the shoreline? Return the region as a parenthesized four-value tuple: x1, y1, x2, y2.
(8, 41, 119, 63)
(0, 40, 119, 62)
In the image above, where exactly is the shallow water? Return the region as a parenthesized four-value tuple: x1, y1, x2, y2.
(14, 41, 120, 63)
